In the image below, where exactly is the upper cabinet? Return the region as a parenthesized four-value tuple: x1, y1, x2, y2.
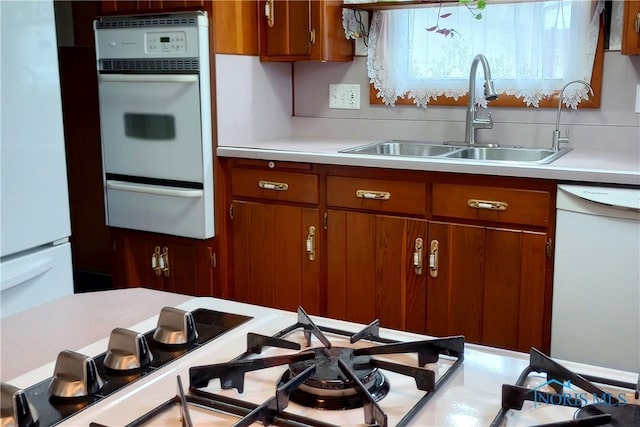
(259, 0, 354, 61)
(100, 1, 205, 13)
(621, 0, 640, 55)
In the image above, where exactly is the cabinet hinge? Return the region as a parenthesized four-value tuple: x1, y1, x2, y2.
(211, 252, 217, 269)
(229, 204, 234, 220)
(546, 238, 553, 258)
(323, 212, 328, 230)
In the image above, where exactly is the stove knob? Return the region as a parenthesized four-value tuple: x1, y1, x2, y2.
(152, 307, 198, 345)
(104, 327, 153, 371)
(48, 350, 105, 398)
(0, 383, 38, 427)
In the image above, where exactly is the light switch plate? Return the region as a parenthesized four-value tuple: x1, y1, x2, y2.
(329, 84, 360, 110)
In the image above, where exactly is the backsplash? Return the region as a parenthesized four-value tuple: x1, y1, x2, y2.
(215, 52, 639, 153)
(292, 53, 640, 151)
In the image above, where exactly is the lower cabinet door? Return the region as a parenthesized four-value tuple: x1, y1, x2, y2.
(111, 229, 215, 296)
(230, 201, 321, 314)
(427, 221, 550, 352)
(326, 210, 428, 332)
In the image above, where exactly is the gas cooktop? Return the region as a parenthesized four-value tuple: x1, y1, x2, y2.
(2, 297, 639, 426)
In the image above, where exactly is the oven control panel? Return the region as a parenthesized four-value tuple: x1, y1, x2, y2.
(146, 31, 187, 53)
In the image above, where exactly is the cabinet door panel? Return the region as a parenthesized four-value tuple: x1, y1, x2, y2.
(427, 222, 549, 352)
(517, 231, 548, 351)
(622, 1, 640, 54)
(427, 222, 484, 342)
(327, 210, 377, 323)
(164, 242, 214, 297)
(265, 0, 311, 57)
(231, 201, 321, 313)
(327, 211, 427, 330)
(481, 228, 522, 349)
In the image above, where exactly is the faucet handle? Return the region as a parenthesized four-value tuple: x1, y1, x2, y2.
(551, 129, 570, 151)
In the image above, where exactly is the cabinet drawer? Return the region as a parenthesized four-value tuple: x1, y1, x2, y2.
(432, 183, 551, 227)
(327, 176, 426, 215)
(231, 168, 319, 204)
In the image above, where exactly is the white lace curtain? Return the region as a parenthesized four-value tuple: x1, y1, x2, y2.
(366, 0, 603, 108)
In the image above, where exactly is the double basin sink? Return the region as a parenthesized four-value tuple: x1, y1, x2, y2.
(340, 140, 571, 165)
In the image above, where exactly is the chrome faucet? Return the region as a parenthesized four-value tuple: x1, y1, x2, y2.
(464, 54, 498, 146)
(551, 79, 593, 151)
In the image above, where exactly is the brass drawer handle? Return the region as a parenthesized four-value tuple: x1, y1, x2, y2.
(356, 190, 391, 200)
(467, 199, 508, 211)
(635, 12, 640, 33)
(259, 180, 289, 191)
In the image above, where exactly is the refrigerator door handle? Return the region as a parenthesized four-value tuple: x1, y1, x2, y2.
(1, 257, 53, 291)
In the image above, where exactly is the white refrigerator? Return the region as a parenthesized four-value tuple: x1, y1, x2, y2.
(1, 0, 74, 317)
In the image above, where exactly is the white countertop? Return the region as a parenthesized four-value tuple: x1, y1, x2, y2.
(217, 136, 640, 186)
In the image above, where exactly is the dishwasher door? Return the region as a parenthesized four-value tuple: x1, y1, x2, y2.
(551, 184, 640, 372)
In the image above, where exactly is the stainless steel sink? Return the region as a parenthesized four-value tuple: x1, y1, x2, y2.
(444, 147, 571, 164)
(340, 140, 461, 157)
(340, 140, 571, 164)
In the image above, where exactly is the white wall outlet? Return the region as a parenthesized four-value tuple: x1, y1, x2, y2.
(635, 84, 640, 114)
(329, 83, 360, 110)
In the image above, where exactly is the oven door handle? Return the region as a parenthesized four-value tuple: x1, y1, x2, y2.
(98, 74, 199, 83)
(106, 180, 203, 198)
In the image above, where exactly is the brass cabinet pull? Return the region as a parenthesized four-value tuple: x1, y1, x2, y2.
(355, 190, 391, 200)
(306, 226, 316, 261)
(413, 238, 423, 275)
(152, 246, 162, 276)
(429, 240, 439, 278)
(467, 199, 508, 211)
(161, 246, 170, 277)
(265, 0, 274, 28)
(259, 180, 289, 191)
(635, 12, 640, 33)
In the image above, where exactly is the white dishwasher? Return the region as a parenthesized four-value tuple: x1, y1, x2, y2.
(551, 184, 640, 373)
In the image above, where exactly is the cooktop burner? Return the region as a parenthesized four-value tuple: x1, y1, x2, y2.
(491, 348, 640, 427)
(575, 402, 640, 426)
(187, 307, 465, 427)
(279, 346, 390, 410)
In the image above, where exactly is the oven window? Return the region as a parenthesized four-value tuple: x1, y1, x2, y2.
(124, 113, 176, 140)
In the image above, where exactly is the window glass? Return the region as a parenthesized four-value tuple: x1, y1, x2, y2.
(124, 113, 176, 140)
(367, 0, 603, 108)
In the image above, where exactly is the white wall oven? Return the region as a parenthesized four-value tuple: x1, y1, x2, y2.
(94, 11, 214, 239)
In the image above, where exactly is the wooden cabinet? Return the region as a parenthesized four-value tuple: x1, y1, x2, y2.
(111, 229, 218, 297)
(259, 0, 354, 61)
(222, 160, 556, 353)
(428, 180, 554, 353)
(228, 163, 322, 314)
(100, 0, 204, 14)
(325, 174, 428, 331)
(622, 0, 640, 55)
(427, 222, 550, 353)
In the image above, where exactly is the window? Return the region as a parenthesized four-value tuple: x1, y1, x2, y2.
(366, 0, 604, 108)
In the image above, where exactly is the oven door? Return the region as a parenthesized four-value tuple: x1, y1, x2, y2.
(98, 74, 204, 183)
(97, 74, 213, 239)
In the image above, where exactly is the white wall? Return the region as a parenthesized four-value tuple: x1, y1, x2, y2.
(292, 53, 640, 151)
(215, 54, 293, 146)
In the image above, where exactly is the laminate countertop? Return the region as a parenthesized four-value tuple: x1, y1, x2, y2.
(217, 137, 640, 186)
